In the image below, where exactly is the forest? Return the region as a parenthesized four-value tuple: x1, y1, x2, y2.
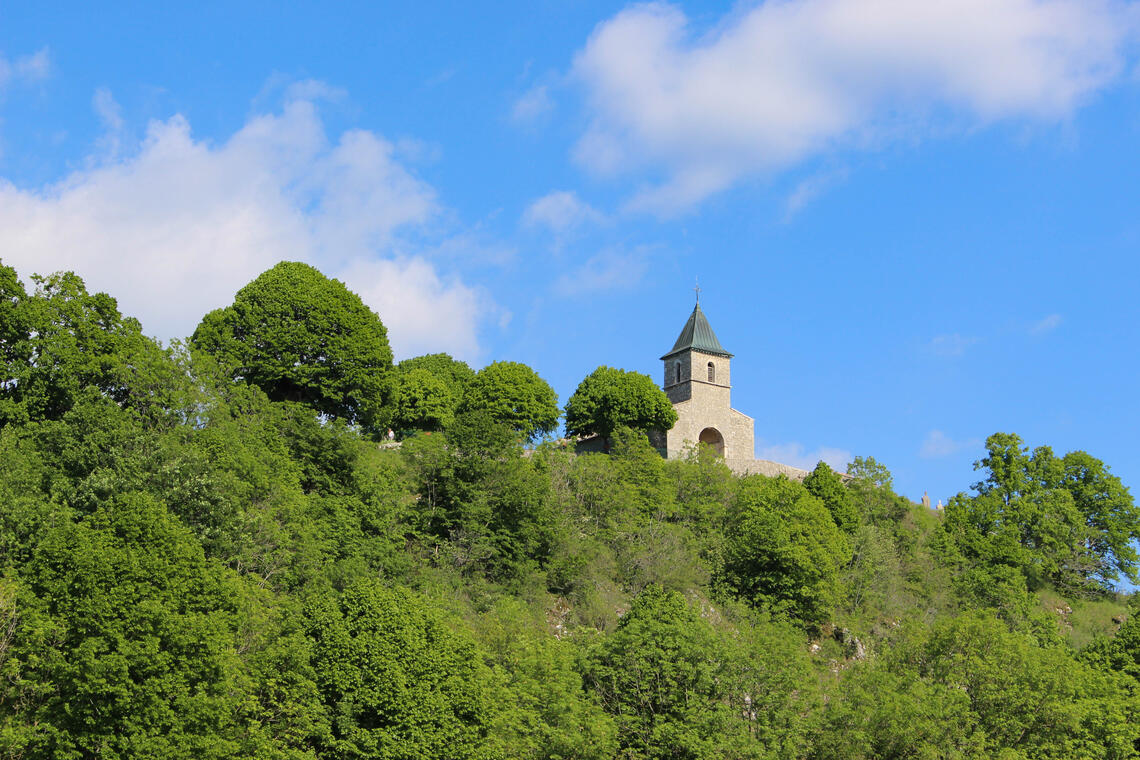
(1, 259, 1139, 759)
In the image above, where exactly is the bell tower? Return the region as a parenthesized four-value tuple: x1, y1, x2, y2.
(660, 299, 754, 462)
(661, 303, 733, 405)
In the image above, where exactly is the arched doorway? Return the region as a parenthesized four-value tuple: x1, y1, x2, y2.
(698, 427, 725, 457)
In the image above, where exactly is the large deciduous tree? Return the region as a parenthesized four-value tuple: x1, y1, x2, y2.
(817, 611, 1139, 759)
(0, 263, 180, 429)
(722, 475, 852, 622)
(390, 353, 474, 433)
(941, 432, 1139, 591)
(584, 585, 814, 759)
(191, 262, 392, 429)
(3, 493, 305, 758)
(304, 582, 496, 759)
(457, 360, 559, 442)
(397, 352, 476, 390)
(803, 461, 858, 534)
(564, 365, 677, 447)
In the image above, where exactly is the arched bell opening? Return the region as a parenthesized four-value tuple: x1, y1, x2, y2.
(698, 427, 725, 457)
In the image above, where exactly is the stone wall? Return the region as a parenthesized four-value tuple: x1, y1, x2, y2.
(574, 434, 812, 482)
(663, 349, 731, 404)
(726, 458, 811, 480)
(664, 348, 753, 462)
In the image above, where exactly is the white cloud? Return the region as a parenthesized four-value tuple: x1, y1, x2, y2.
(920, 429, 981, 458)
(1030, 312, 1063, 334)
(0, 48, 50, 89)
(572, 0, 1136, 212)
(92, 87, 124, 132)
(512, 85, 555, 124)
(555, 246, 650, 295)
(929, 333, 979, 357)
(784, 167, 849, 219)
(338, 257, 486, 360)
(92, 87, 126, 159)
(756, 442, 853, 472)
(523, 190, 604, 233)
(0, 89, 489, 361)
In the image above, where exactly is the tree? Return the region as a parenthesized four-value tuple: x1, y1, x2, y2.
(818, 612, 1140, 759)
(397, 352, 475, 390)
(722, 475, 852, 622)
(457, 361, 559, 442)
(304, 582, 496, 759)
(908, 612, 1138, 758)
(846, 455, 893, 491)
(387, 354, 475, 434)
(1, 493, 315, 758)
(474, 598, 618, 760)
(0, 265, 179, 429)
(390, 353, 475, 433)
(564, 366, 677, 447)
(584, 585, 813, 759)
(0, 262, 29, 370)
(401, 409, 560, 581)
(1083, 611, 1140, 684)
(941, 433, 1139, 590)
(391, 367, 459, 433)
(191, 262, 392, 429)
(804, 461, 858, 533)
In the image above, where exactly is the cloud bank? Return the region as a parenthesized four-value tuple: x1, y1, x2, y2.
(573, 0, 1136, 212)
(0, 92, 488, 361)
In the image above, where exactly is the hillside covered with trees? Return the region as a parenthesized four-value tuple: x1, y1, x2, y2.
(1, 259, 1139, 759)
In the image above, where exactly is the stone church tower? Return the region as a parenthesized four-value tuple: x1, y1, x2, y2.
(660, 303, 755, 463)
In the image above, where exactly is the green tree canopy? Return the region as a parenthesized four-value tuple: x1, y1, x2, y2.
(391, 367, 459, 433)
(397, 352, 476, 389)
(1, 492, 309, 758)
(457, 360, 559, 442)
(584, 585, 814, 759)
(803, 461, 858, 534)
(846, 455, 893, 491)
(389, 353, 474, 433)
(564, 365, 677, 445)
(722, 475, 852, 622)
(0, 264, 178, 429)
(818, 611, 1140, 759)
(941, 432, 1139, 590)
(191, 262, 392, 429)
(304, 582, 496, 759)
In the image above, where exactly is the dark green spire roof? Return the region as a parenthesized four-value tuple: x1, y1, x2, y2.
(661, 304, 732, 360)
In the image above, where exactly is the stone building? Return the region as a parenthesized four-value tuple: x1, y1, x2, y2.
(656, 302, 809, 480)
(658, 302, 755, 463)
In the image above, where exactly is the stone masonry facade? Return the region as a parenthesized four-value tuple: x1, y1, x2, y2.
(662, 349, 754, 464)
(656, 304, 810, 481)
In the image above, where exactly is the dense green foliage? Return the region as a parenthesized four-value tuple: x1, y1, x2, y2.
(722, 475, 852, 621)
(564, 365, 678, 445)
(940, 432, 1140, 592)
(389, 353, 475, 434)
(192, 262, 393, 430)
(0, 266, 179, 429)
(2, 261, 1139, 759)
(457, 361, 560, 442)
(803, 462, 858, 534)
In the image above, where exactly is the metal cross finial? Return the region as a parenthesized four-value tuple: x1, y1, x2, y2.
(694, 278, 701, 305)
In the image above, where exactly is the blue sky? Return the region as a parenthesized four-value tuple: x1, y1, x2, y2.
(2, 0, 1139, 506)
